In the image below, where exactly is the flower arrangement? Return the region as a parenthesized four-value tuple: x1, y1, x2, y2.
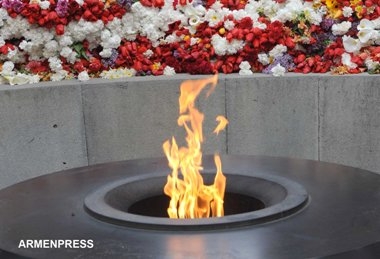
(0, 0, 379, 84)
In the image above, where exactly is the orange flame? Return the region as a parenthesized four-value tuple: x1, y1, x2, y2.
(163, 75, 228, 219)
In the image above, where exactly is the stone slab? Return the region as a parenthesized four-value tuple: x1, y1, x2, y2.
(226, 75, 319, 160)
(319, 75, 380, 173)
(0, 81, 88, 189)
(82, 75, 226, 165)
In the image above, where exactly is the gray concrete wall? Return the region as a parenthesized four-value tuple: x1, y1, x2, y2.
(1, 74, 379, 189)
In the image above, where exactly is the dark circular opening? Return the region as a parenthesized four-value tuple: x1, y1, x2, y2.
(127, 193, 265, 217)
(84, 172, 308, 230)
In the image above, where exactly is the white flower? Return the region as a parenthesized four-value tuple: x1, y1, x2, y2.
(358, 28, 378, 43)
(232, 10, 249, 21)
(258, 53, 270, 65)
(271, 63, 286, 76)
(101, 30, 121, 49)
(224, 20, 235, 31)
(190, 37, 199, 46)
(239, 61, 251, 70)
(48, 57, 63, 72)
(60, 46, 73, 59)
(100, 68, 136, 79)
(205, 9, 223, 27)
(332, 21, 352, 35)
(51, 70, 68, 81)
(319, 6, 327, 15)
(45, 40, 59, 52)
(341, 53, 357, 69)
(373, 17, 380, 29)
(2, 61, 15, 75)
(2, 73, 39, 85)
(78, 71, 90, 81)
(75, 0, 84, 5)
(365, 58, 379, 70)
(303, 7, 322, 25)
(100, 48, 113, 58)
(239, 69, 253, 75)
(189, 15, 202, 27)
(342, 35, 362, 53)
(163, 66, 176, 76)
(39, 0, 50, 9)
(59, 36, 73, 47)
(7, 49, 18, 59)
(358, 19, 375, 30)
(211, 35, 244, 55)
(342, 7, 353, 18)
(18, 40, 32, 51)
(210, 1, 224, 10)
(239, 61, 253, 75)
(269, 44, 287, 58)
(143, 49, 154, 58)
(253, 21, 267, 30)
(356, 19, 378, 44)
(165, 34, 180, 44)
(29, 74, 41, 84)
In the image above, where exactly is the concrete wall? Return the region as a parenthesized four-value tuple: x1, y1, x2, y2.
(1, 74, 379, 189)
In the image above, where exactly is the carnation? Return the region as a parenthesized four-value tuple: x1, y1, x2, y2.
(48, 57, 63, 72)
(143, 49, 154, 58)
(163, 66, 176, 76)
(342, 7, 353, 18)
(271, 63, 286, 76)
(78, 71, 90, 81)
(224, 20, 235, 31)
(258, 53, 270, 65)
(39, 0, 50, 9)
(269, 44, 287, 59)
(239, 61, 253, 75)
(51, 70, 69, 82)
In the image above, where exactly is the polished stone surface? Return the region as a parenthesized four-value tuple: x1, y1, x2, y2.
(1, 156, 380, 258)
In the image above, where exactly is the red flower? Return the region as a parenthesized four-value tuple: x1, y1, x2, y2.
(0, 43, 15, 55)
(89, 58, 103, 73)
(238, 17, 253, 30)
(55, 24, 65, 35)
(73, 59, 89, 72)
(25, 61, 49, 74)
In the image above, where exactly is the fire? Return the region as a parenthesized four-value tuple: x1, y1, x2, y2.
(163, 75, 228, 219)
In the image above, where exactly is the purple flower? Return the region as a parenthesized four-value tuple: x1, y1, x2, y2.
(118, 0, 134, 9)
(263, 54, 295, 74)
(2, 0, 24, 13)
(56, 0, 69, 18)
(321, 18, 335, 31)
(305, 32, 337, 55)
(101, 49, 119, 68)
(173, 50, 180, 59)
(192, 0, 204, 7)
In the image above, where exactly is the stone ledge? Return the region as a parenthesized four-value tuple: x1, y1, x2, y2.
(1, 73, 379, 189)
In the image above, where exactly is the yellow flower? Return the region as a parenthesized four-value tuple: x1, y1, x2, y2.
(325, 0, 343, 18)
(355, 6, 363, 18)
(152, 62, 161, 71)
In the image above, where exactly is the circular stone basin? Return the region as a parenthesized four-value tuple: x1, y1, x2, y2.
(84, 171, 309, 230)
